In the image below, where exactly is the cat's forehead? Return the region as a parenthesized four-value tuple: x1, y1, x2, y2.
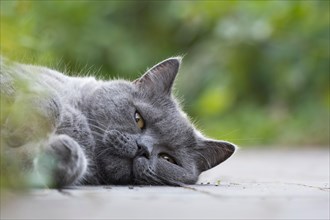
(100, 80, 197, 146)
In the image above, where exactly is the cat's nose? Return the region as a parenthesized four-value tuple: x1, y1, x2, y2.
(136, 140, 152, 159)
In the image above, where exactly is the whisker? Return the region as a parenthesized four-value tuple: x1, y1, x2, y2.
(143, 169, 165, 185)
(55, 127, 103, 144)
(90, 130, 104, 139)
(94, 146, 111, 159)
(87, 123, 107, 133)
(147, 167, 176, 186)
(84, 116, 103, 125)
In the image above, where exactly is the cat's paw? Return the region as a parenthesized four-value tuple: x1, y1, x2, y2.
(103, 129, 138, 158)
(37, 134, 87, 188)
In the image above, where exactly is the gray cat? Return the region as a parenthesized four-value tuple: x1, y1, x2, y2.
(0, 57, 235, 187)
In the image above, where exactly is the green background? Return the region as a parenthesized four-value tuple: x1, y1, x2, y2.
(1, 0, 329, 147)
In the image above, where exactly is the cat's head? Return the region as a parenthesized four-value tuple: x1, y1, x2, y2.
(87, 57, 236, 185)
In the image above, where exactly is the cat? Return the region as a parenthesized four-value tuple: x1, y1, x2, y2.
(0, 56, 236, 187)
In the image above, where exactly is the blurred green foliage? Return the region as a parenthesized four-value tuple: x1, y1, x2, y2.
(1, 0, 329, 147)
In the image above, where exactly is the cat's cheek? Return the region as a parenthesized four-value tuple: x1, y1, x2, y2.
(132, 157, 149, 177)
(156, 161, 198, 184)
(100, 156, 133, 184)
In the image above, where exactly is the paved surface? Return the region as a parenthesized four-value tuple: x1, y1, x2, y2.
(1, 148, 329, 219)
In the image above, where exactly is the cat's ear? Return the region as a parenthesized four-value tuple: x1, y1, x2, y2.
(133, 57, 181, 95)
(194, 137, 236, 172)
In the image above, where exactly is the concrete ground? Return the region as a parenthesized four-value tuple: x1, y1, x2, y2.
(1, 147, 329, 219)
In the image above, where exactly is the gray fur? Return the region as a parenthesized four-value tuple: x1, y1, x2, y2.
(0, 57, 236, 187)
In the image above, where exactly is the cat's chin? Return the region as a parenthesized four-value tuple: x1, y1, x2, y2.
(103, 157, 148, 185)
(132, 157, 151, 184)
(132, 157, 149, 175)
(97, 156, 134, 185)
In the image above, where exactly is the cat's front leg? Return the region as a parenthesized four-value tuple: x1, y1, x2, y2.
(36, 134, 87, 188)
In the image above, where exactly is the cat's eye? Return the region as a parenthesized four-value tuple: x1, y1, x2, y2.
(134, 111, 145, 129)
(159, 153, 177, 165)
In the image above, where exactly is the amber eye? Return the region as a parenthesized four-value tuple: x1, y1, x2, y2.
(159, 153, 177, 164)
(134, 111, 145, 129)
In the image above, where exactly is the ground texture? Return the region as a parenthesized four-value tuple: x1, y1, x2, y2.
(1, 148, 329, 219)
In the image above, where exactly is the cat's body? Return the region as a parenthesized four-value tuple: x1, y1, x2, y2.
(0, 57, 235, 187)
